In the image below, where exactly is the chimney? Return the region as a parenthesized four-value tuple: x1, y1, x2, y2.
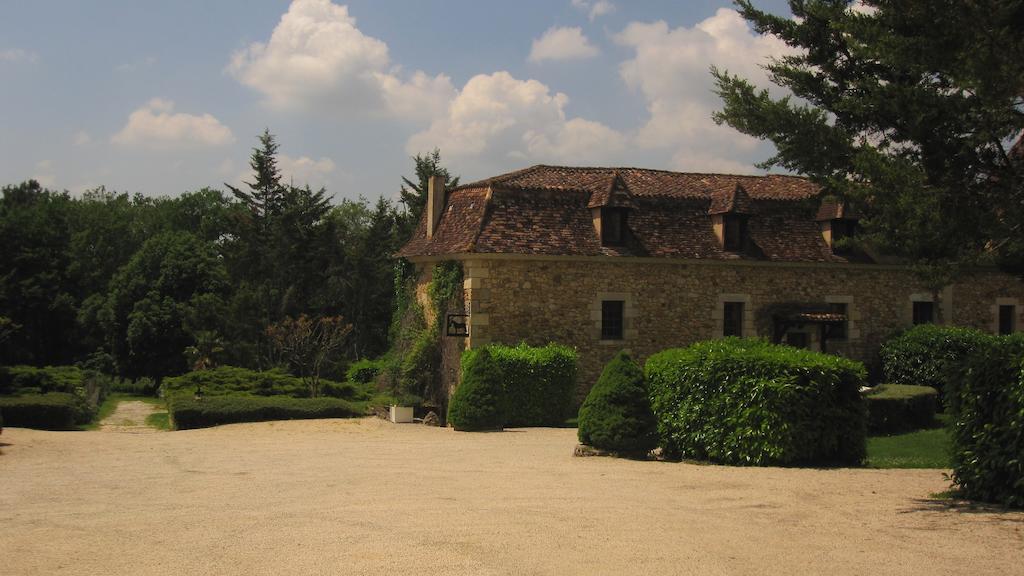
(427, 175, 446, 238)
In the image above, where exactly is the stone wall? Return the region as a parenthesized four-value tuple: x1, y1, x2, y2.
(413, 255, 1024, 403)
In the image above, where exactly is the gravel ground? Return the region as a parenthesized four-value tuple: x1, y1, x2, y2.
(1, 418, 1021, 576)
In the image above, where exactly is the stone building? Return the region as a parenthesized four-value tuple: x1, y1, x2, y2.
(397, 165, 1024, 401)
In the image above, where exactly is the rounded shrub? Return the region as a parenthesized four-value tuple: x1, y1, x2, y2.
(448, 348, 506, 431)
(577, 351, 658, 453)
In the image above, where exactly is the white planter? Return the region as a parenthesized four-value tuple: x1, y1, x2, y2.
(389, 405, 414, 424)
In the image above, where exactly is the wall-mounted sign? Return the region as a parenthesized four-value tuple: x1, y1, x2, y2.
(446, 314, 469, 337)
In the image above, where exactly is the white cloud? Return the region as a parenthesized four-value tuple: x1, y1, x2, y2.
(529, 27, 599, 62)
(572, 0, 615, 21)
(0, 48, 38, 63)
(33, 160, 55, 187)
(615, 9, 794, 169)
(407, 71, 625, 167)
(72, 131, 93, 147)
(112, 98, 234, 149)
(278, 154, 336, 189)
(228, 0, 454, 121)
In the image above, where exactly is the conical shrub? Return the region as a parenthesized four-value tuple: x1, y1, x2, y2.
(448, 348, 507, 431)
(578, 350, 658, 453)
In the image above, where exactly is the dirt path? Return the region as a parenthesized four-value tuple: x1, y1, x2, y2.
(98, 400, 160, 433)
(1, 419, 1021, 576)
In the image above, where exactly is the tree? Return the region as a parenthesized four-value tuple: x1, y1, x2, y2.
(712, 0, 1024, 281)
(265, 315, 351, 397)
(398, 149, 460, 235)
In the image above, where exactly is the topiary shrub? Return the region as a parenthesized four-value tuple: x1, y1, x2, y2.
(646, 338, 867, 466)
(577, 351, 658, 453)
(0, 393, 93, 430)
(487, 343, 577, 427)
(948, 333, 1024, 507)
(863, 384, 938, 433)
(448, 348, 506, 431)
(880, 325, 993, 407)
(168, 395, 363, 430)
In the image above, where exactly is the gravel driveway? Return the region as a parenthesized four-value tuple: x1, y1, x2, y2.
(1, 418, 1020, 575)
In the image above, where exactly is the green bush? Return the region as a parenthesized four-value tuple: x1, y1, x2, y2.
(485, 343, 577, 427)
(110, 377, 158, 395)
(448, 348, 506, 431)
(578, 351, 658, 453)
(346, 358, 383, 384)
(3, 365, 84, 394)
(0, 393, 93, 429)
(646, 338, 867, 466)
(399, 328, 438, 402)
(880, 325, 993, 406)
(863, 384, 938, 433)
(949, 334, 1024, 507)
(168, 395, 363, 430)
(163, 366, 369, 401)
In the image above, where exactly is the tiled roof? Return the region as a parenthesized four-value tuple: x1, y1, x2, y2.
(397, 164, 863, 264)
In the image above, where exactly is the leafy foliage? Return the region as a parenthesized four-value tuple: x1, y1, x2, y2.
(345, 358, 384, 384)
(879, 324, 993, 407)
(713, 1, 1024, 277)
(578, 351, 658, 453)
(645, 338, 867, 466)
(266, 315, 351, 397)
(483, 343, 577, 427)
(863, 384, 937, 434)
(0, 393, 93, 429)
(448, 348, 506, 431)
(163, 365, 368, 401)
(398, 148, 460, 233)
(949, 334, 1024, 507)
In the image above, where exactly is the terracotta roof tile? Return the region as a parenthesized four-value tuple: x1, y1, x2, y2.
(398, 165, 863, 264)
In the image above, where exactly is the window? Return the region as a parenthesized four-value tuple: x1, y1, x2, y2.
(723, 215, 746, 251)
(912, 301, 934, 325)
(999, 305, 1016, 335)
(827, 302, 848, 340)
(723, 302, 744, 337)
(601, 300, 624, 340)
(601, 208, 627, 246)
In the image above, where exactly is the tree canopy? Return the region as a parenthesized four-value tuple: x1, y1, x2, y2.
(713, 0, 1024, 278)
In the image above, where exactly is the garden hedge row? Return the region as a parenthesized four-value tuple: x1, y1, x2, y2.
(645, 338, 867, 466)
(949, 334, 1024, 507)
(168, 395, 364, 430)
(862, 384, 937, 433)
(880, 325, 992, 406)
(163, 366, 368, 400)
(462, 343, 577, 427)
(0, 365, 86, 395)
(0, 393, 93, 430)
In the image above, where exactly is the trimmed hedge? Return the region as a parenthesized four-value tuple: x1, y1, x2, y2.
(169, 395, 363, 430)
(880, 325, 992, 406)
(448, 348, 506, 431)
(863, 384, 938, 433)
(163, 366, 368, 401)
(578, 351, 658, 453)
(484, 343, 577, 427)
(949, 334, 1024, 507)
(645, 338, 867, 466)
(0, 393, 93, 430)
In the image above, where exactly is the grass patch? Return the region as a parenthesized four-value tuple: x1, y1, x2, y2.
(145, 412, 171, 431)
(866, 414, 951, 469)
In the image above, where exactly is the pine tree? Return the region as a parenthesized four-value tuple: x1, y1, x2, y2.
(398, 149, 460, 235)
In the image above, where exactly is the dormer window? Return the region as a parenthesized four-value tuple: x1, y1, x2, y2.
(601, 207, 627, 246)
(723, 215, 747, 252)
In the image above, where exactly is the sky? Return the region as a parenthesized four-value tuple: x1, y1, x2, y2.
(0, 0, 801, 202)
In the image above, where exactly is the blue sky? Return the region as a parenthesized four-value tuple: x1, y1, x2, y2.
(0, 0, 798, 201)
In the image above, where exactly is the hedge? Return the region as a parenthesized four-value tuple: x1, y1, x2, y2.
(0, 393, 93, 430)
(949, 334, 1024, 507)
(168, 395, 364, 430)
(863, 384, 938, 434)
(346, 358, 384, 384)
(448, 348, 506, 431)
(577, 351, 658, 453)
(470, 343, 577, 427)
(880, 325, 993, 407)
(162, 366, 368, 401)
(645, 338, 867, 466)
